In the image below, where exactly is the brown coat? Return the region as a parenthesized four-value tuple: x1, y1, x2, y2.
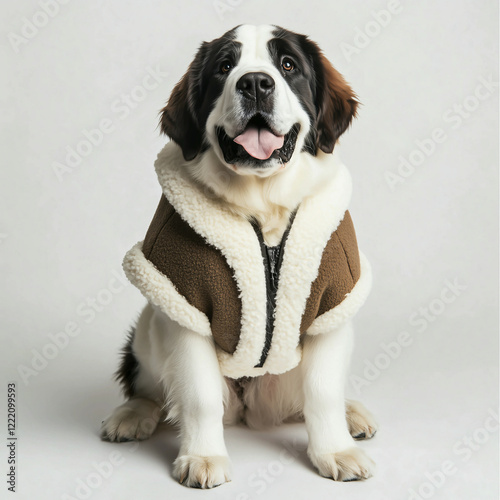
(142, 195, 361, 356)
(123, 144, 371, 377)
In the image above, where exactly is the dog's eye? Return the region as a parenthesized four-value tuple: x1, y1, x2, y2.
(282, 58, 294, 72)
(220, 61, 233, 74)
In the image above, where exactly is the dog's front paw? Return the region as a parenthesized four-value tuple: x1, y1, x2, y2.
(173, 455, 231, 488)
(308, 447, 375, 482)
(346, 399, 378, 440)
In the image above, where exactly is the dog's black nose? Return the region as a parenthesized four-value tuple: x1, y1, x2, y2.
(236, 72, 275, 101)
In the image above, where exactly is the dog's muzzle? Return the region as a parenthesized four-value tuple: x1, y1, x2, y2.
(216, 71, 300, 167)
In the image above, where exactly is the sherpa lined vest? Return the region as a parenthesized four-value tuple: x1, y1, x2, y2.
(123, 143, 372, 378)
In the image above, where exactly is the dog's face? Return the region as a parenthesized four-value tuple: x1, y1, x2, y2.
(160, 25, 358, 176)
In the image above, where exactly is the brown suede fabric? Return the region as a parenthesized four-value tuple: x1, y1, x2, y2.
(300, 211, 360, 333)
(142, 196, 360, 353)
(143, 196, 242, 354)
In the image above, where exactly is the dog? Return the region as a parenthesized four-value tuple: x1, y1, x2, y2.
(101, 24, 377, 488)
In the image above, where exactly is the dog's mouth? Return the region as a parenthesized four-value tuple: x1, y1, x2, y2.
(216, 115, 300, 166)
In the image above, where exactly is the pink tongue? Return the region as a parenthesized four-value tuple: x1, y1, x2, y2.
(234, 126, 284, 160)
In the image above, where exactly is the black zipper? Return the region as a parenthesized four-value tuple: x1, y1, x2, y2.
(251, 210, 297, 368)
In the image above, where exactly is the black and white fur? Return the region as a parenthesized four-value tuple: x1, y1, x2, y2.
(101, 24, 377, 488)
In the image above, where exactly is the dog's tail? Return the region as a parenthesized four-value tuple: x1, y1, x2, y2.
(114, 327, 139, 398)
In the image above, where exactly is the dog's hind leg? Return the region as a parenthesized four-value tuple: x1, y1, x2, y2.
(101, 397, 162, 442)
(101, 305, 164, 442)
(346, 399, 378, 440)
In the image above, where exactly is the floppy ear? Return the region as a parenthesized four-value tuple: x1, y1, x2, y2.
(159, 47, 206, 161)
(309, 43, 359, 154)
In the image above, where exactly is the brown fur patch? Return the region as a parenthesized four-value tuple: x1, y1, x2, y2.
(315, 50, 359, 153)
(159, 61, 204, 161)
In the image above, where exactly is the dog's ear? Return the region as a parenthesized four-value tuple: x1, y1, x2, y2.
(305, 40, 359, 154)
(160, 44, 207, 161)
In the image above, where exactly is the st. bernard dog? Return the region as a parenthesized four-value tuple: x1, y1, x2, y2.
(101, 24, 377, 488)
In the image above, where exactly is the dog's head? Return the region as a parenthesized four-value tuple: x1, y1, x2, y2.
(160, 25, 358, 176)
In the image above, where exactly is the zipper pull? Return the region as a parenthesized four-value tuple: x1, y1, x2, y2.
(267, 246, 280, 290)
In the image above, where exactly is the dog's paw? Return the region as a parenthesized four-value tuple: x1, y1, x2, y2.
(346, 399, 378, 440)
(101, 399, 160, 442)
(309, 447, 375, 482)
(173, 455, 231, 489)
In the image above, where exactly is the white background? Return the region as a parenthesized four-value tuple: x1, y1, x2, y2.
(1, 1, 498, 499)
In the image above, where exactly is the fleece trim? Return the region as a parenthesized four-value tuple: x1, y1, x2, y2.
(123, 242, 212, 336)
